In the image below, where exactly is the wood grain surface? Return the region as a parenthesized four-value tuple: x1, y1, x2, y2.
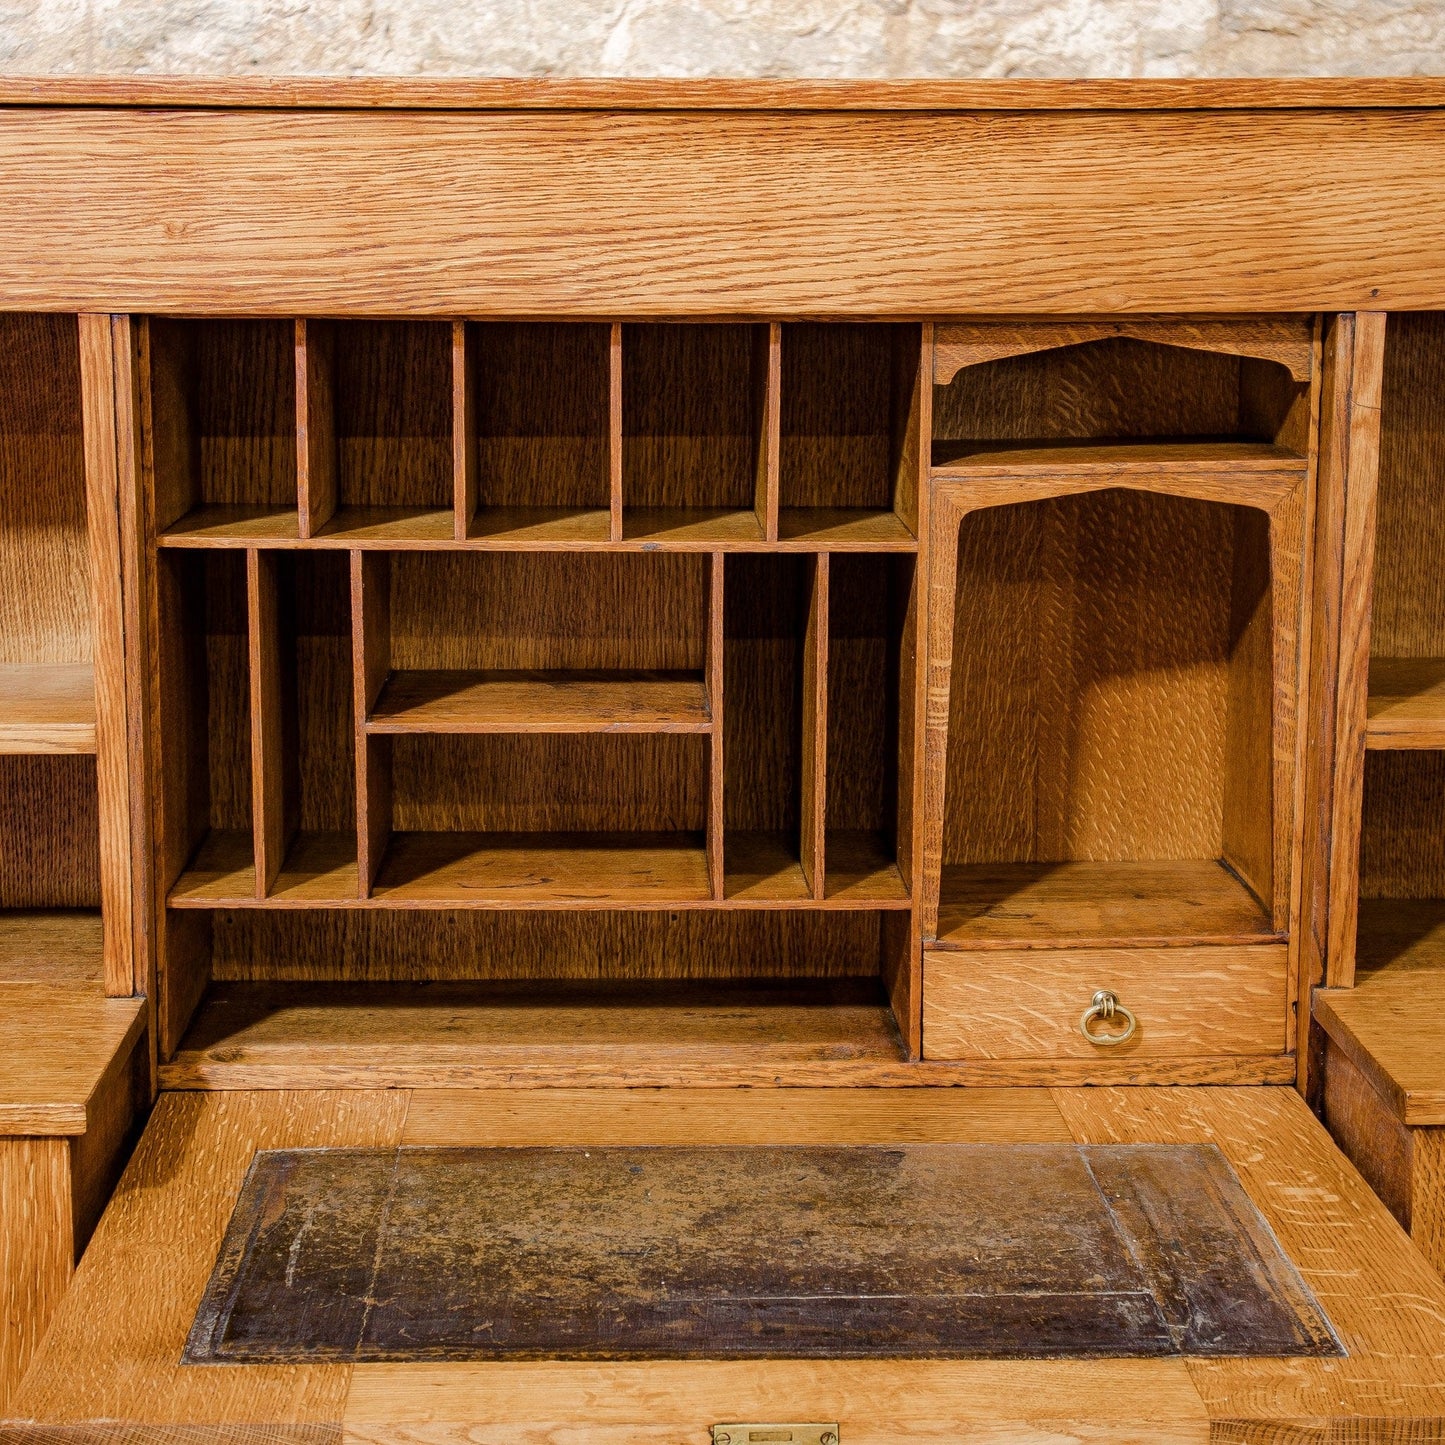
(0, 664, 95, 754)
(158, 980, 905, 1091)
(1321, 1035, 1415, 1229)
(1055, 1086, 1445, 1438)
(6, 1090, 407, 1435)
(935, 317, 1315, 383)
(14, 1084, 1445, 1443)
(936, 859, 1277, 950)
(1311, 313, 1386, 996)
(923, 945, 1288, 1063)
(9, 77, 1445, 110)
(1366, 656, 1445, 747)
(0, 1139, 71, 1414)
(80, 314, 150, 1002)
(8, 110, 1445, 313)
(1315, 964, 1445, 1126)
(200, 903, 886, 983)
(0, 983, 145, 1134)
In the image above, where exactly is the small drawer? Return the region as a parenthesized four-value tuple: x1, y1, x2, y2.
(922, 944, 1289, 1062)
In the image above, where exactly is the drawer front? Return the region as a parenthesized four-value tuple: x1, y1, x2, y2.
(923, 944, 1289, 1062)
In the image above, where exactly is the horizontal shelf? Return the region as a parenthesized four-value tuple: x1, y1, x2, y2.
(932, 859, 1280, 950)
(1366, 657, 1445, 749)
(0, 663, 95, 754)
(930, 438, 1307, 484)
(0, 981, 147, 1134)
(160, 504, 916, 552)
(170, 830, 360, 905)
(723, 831, 911, 906)
(169, 829, 911, 910)
(1315, 899, 1445, 1126)
(775, 509, 918, 550)
(368, 670, 712, 735)
(157, 979, 907, 1090)
(0, 909, 104, 985)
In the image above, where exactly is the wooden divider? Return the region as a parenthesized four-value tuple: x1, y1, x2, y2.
(706, 552, 725, 899)
(801, 554, 828, 900)
(295, 320, 336, 540)
(351, 551, 392, 896)
(609, 322, 623, 543)
(754, 322, 781, 542)
(452, 321, 477, 543)
(247, 551, 291, 896)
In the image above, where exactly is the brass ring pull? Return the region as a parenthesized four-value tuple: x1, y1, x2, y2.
(1079, 989, 1137, 1047)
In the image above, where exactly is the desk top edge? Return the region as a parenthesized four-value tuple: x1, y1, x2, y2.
(6, 75, 1445, 112)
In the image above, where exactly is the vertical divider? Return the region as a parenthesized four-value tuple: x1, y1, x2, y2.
(754, 322, 781, 542)
(247, 549, 294, 897)
(453, 320, 477, 541)
(351, 550, 392, 897)
(296, 319, 337, 539)
(801, 552, 829, 900)
(891, 321, 933, 1061)
(79, 314, 138, 996)
(890, 322, 927, 540)
(706, 551, 726, 899)
(609, 322, 624, 542)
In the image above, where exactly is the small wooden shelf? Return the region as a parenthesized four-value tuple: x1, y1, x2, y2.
(723, 831, 910, 907)
(464, 507, 613, 545)
(169, 829, 713, 908)
(0, 664, 95, 754)
(619, 509, 764, 547)
(0, 910, 104, 985)
(826, 830, 910, 903)
(367, 670, 712, 735)
(776, 508, 917, 550)
(171, 829, 914, 910)
(157, 979, 906, 1089)
(167, 830, 359, 906)
(1316, 899, 1445, 1126)
(930, 438, 1307, 482)
(158, 505, 301, 546)
(159, 506, 917, 552)
(933, 859, 1279, 950)
(1366, 658, 1445, 749)
(0, 981, 146, 1134)
(316, 507, 457, 544)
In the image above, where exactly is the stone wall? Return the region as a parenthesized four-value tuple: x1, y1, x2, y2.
(2, 0, 1442, 79)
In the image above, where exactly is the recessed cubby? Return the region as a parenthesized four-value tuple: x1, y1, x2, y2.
(827, 554, 907, 901)
(931, 325, 1311, 481)
(456, 321, 613, 542)
(361, 550, 712, 902)
(148, 318, 298, 541)
(622, 322, 767, 543)
(155, 551, 253, 897)
(0, 314, 100, 918)
(372, 731, 710, 902)
(1364, 313, 1445, 751)
(158, 909, 904, 1088)
(778, 322, 921, 548)
(722, 554, 809, 899)
(933, 487, 1281, 949)
(300, 319, 454, 540)
(1350, 314, 1445, 982)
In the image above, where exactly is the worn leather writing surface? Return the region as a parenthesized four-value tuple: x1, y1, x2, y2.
(186, 1143, 1338, 1362)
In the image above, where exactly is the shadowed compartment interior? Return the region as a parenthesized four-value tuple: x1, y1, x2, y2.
(0, 316, 100, 910)
(937, 487, 1277, 946)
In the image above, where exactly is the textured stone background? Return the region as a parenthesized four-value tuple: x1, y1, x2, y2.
(1, 0, 1442, 78)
